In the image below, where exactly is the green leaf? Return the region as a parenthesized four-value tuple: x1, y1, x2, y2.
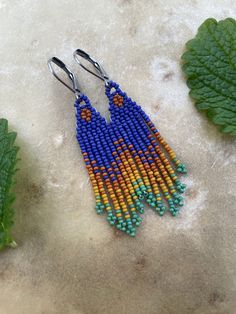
(0, 118, 19, 250)
(181, 18, 236, 136)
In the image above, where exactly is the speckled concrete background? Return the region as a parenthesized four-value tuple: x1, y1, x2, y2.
(0, 0, 236, 313)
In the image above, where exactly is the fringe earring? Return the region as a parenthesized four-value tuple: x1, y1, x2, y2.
(73, 50, 187, 236)
(48, 52, 187, 237)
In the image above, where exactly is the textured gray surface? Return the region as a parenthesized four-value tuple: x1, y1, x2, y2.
(0, 0, 236, 313)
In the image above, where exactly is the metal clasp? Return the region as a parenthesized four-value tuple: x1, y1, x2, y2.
(73, 49, 110, 86)
(48, 57, 81, 99)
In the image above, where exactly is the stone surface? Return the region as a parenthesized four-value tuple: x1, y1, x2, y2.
(0, 1, 236, 313)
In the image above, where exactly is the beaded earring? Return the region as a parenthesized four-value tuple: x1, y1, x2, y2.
(48, 51, 187, 237)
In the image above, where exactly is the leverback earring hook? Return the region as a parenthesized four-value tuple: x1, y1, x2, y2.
(73, 49, 110, 86)
(47, 57, 81, 99)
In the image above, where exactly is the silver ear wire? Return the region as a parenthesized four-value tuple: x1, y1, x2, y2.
(73, 49, 110, 86)
(48, 57, 81, 99)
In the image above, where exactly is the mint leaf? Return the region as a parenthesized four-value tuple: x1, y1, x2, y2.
(0, 119, 19, 250)
(182, 18, 236, 136)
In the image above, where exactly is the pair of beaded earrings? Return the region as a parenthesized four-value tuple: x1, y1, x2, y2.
(48, 49, 187, 237)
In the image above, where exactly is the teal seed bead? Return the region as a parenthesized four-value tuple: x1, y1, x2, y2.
(143, 191, 148, 197)
(147, 198, 151, 204)
(137, 203, 144, 209)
